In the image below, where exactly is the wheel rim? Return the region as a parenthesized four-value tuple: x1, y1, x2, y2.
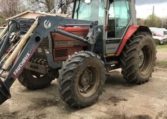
(31, 71, 45, 79)
(139, 46, 152, 75)
(139, 50, 145, 68)
(78, 67, 99, 97)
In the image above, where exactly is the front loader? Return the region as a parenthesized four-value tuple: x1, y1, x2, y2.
(0, 0, 156, 108)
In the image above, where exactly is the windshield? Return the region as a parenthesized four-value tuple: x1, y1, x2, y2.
(73, 0, 105, 25)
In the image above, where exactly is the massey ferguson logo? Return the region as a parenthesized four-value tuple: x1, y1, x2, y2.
(44, 20, 51, 29)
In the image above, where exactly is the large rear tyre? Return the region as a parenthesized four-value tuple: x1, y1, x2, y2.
(18, 69, 56, 90)
(120, 32, 156, 84)
(58, 51, 106, 108)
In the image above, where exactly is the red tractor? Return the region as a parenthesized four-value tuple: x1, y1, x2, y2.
(0, 0, 156, 108)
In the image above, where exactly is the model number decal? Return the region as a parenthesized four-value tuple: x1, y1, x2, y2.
(13, 52, 31, 77)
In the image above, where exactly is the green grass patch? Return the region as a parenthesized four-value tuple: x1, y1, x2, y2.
(156, 44, 167, 52)
(156, 61, 167, 68)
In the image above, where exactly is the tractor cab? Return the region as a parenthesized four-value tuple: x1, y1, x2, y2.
(72, 0, 136, 55)
(72, 0, 105, 25)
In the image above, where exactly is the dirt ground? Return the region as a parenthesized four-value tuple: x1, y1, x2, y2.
(0, 45, 167, 119)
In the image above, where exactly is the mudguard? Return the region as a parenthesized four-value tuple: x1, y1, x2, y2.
(116, 25, 152, 56)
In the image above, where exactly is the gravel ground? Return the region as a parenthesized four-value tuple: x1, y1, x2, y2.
(0, 46, 167, 119)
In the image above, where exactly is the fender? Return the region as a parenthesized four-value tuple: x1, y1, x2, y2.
(116, 25, 151, 56)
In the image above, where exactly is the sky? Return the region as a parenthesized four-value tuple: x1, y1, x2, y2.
(136, 0, 167, 19)
(19, 0, 167, 19)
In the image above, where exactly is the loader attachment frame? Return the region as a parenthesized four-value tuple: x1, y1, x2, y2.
(0, 16, 99, 104)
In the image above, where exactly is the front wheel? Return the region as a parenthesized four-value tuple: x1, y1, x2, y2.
(120, 32, 156, 84)
(18, 69, 57, 90)
(58, 51, 106, 108)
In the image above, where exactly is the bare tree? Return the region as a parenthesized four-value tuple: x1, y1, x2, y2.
(56, 0, 74, 14)
(29, 0, 74, 14)
(45, 0, 55, 11)
(29, 0, 55, 12)
(0, 0, 20, 18)
(145, 14, 162, 27)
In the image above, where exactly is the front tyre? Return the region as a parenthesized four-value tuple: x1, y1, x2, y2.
(58, 51, 106, 108)
(18, 69, 56, 90)
(120, 32, 156, 84)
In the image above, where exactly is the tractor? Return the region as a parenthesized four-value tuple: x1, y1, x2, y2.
(0, 0, 156, 108)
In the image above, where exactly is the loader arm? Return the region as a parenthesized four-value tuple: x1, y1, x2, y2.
(0, 16, 96, 104)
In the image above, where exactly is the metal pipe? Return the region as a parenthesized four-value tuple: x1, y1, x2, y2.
(0, 71, 9, 78)
(63, 24, 90, 27)
(0, 34, 10, 59)
(0, 41, 19, 66)
(56, 29, 90, 44)
(0, 26, 8, 39)
(0, 33, 7, 48)
(2, 19, 39, 70)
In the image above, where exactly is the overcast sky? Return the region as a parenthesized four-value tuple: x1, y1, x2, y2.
(136, 0, 167, 19)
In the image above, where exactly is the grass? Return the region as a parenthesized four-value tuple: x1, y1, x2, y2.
(156, 44, 167, 68)
(156, 61, 167, 68)
(156, 44, 167, 52)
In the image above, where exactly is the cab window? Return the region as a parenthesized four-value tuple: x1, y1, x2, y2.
(73, 0, 105, 25)
(108, 0, 131, 38)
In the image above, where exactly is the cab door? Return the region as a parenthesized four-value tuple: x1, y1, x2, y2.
(105, 0, 131, 55)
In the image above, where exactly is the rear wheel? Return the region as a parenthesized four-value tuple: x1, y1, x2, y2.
(58, 51, 105, 108)
(120, 32, 156, 84)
